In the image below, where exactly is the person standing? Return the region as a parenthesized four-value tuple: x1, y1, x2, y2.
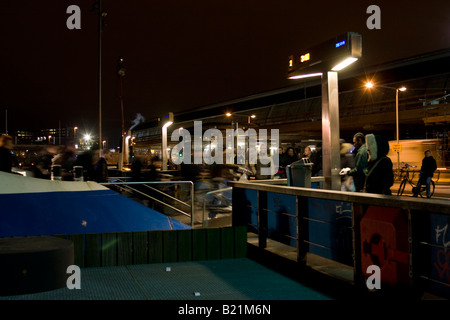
(346, 132, 369, 192)
(284, 147, 297, 167)
(0, 134, 14, 173)
(302, 146, 312, 159)
(414, 149, 437, 198)
(363, 134, 394, 195)
(251, 143, 273, 180)
(340, 143, 355, 191)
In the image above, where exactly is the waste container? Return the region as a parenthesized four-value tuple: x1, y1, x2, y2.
(73, 166, 84, 181)
(51, 164, 62, 181)
(286, 158, 313, 187)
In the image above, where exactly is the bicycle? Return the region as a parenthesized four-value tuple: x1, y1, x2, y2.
(396, 162, 438, 198)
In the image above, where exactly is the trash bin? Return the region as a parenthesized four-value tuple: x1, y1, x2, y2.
(73, 166, 84, 181)
(51, 164, 62, 181)
(286, 158, 313, 187)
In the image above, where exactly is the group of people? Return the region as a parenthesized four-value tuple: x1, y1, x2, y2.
(340, 132, 437, 197)
(40, 141, 108, 182)
(0, 135, 108, 183)
(276, 145, 318, 178)
(341, 132, 393, 194)
(0, 131, 439, 197)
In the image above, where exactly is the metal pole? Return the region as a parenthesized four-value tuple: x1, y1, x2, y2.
(396, 89, 400, 173)
(98, 0, 103, 159)
(321, 71, 341, 190)
(118, 57, 125, 170)
(162, 125, 168, 170)
(191, 181, 194, 227)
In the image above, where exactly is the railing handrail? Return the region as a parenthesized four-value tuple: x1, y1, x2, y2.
(228, 180, 450, 215)
(101, 180, 195, 227)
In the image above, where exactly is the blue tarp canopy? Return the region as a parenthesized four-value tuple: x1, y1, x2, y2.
(0, 172, 190, 237)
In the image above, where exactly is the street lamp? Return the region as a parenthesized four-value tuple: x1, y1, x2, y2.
(93, 0, 107, 160)
(365, 82, 407, 172)
(117, 56, 126, 170)
(225, 112, 256, 124)
(288, 32, 362, 190)
(84, 134, 91, 149)
(162, 112, 174, 170)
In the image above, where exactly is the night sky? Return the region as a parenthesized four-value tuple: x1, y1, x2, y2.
(1, 0, 449, 146)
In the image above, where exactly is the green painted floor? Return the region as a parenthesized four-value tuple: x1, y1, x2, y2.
(0, 258, 332, 300)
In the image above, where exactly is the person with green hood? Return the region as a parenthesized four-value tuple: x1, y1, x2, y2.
(363, 134, 394, 195)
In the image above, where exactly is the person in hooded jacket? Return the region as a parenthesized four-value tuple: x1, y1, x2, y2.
(363, 134, 394, 195)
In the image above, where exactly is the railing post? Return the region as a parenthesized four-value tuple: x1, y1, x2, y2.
(352, 203, 365, 289)
(297, 195, 308, 266)
(190, 181, 195, 228)
(257, 190, 268, 249)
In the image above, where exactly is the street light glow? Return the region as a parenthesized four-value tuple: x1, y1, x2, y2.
(399, 86, 407, 92)
(331, 57, 358, 71)
(365, 81, 374, 89)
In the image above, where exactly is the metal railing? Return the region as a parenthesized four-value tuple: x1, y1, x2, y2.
(101, 178, 195, 227)
(229, 179, 450, 298)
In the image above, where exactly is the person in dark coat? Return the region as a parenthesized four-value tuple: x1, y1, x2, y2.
(347, 132, 369, 192)
(0, 134, 14, 173)
(33, 145, 58, 179)
(413, 149, 437, 198)
(130, 156, 143, 182)
(283, 147, 298, 167)
(363, 134, 394, 195)
(310, 143, 322, 177)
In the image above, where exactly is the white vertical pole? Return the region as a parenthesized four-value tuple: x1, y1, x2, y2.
(321, 71, 341, 190)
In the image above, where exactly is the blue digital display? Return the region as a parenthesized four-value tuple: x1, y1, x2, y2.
(335, 40, 346, 48)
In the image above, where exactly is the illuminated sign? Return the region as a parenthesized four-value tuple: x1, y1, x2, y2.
(300, 53, 310, 63)
(335, 40, 346, 48)
(287, 32, 362, 79)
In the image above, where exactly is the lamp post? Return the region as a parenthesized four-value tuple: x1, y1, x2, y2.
(117, 56, 126, 170)
(288, 32, 361, 190)
(365, 82, 406, 173)
(93, 0, 107, 158)
(162, 112, 173, 171)
(225, 112, 256, 164)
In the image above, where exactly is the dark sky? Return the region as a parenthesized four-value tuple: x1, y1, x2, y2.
(1, 0, 449, 145)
